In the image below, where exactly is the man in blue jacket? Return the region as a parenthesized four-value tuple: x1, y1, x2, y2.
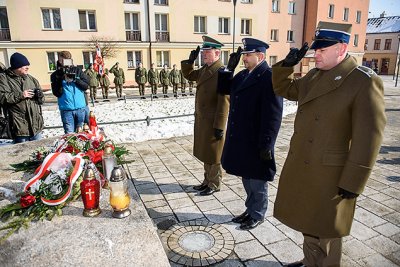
(218, 38, 283, 230)
(51, 51, 90, 134)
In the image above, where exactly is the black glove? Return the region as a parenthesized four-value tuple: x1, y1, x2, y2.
(227, 46, 243, 71)
(259, 149, 272, 162)
(338, 187, 359, 199)
(282, 42, 309, 67)
(55, 68, 64, 79)
(214, 128, 224, 140)
(33, 88, 44, 104)
(188, 46, 201, 64)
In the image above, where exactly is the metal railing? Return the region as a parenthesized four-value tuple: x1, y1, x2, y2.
(155, 32, 169, 42)
(0, 29, 11, 41)
(126, 30, 141, 41)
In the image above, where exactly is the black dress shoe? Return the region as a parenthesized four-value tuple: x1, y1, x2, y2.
(231, 212, 250, 223)
(193, 184, 208, 191)
(239, 217, 263, 230)
(284, 261, 305, 267)
(199, 186, 220, 196)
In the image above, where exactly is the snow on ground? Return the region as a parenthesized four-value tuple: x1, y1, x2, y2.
(2, 96, 297, 145)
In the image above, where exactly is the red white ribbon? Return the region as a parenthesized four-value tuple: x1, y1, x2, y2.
(24, 152, 85, 206)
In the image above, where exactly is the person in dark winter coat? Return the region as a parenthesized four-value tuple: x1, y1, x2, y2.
(0, 52, 45, 143)
(50, 51, 90, 134)
(218, 38, 283, 230)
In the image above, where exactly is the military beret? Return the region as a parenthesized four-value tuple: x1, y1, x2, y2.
(310, 21, 352, 50)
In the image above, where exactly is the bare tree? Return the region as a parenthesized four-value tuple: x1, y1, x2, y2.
(87, 35, 120, 60)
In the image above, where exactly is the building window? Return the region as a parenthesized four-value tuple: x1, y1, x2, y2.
(328, 4, 334, 19)
(241, 19, 251, 35)
(156, 51, 170, 67)
(124, 0, 139, 3)
(0, 7, 9, 29)
(154, 0, 168, 5)
(83, 51, 95, 69)
(125, 12, 139, 30)
(42, 8, 62, 30)
(269, 56, 277, 66)
(353, 34, 359, 47)
(343, 8, 349, 21)
(356, 11, 362, 23)
(288, 1, 295, 14)
(241, 0, 252, 3)
(272, 0, 280, 13)
(221, 51, 229, 65)
(384, 39, 392, 50)
(271, 29, 278, 41)
(194, 16, 206, 33)
(218, 17, 230, 34)
(47, 52, 59, 71)
(374, 39, 381, 50)
(155, 14, 168, 32)
(127, 51, 142, 68)
(364, 38, 368, 50)
(79, 10, 96, 30)
(287, 30, 294, 42)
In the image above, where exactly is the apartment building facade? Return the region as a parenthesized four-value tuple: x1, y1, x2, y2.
(0, 0, 369, 88)
(363, 16, 400, 75)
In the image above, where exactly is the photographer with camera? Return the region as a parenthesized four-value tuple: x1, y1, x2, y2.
(51, 51, 90, 134)
(0, 52, 44, 143)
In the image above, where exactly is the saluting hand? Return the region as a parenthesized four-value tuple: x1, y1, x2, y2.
(188, 46, 201, 64)
(227, 46, 243, 72)
(282, 42, 309, 67)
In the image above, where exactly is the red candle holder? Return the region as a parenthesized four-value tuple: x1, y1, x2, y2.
(80, 168, 101, 217)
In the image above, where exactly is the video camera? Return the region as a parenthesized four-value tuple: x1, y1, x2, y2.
(62, 59, 79, 79)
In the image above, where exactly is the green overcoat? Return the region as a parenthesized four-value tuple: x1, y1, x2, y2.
(135, 67, 147, 84)
(109, 65, 125, 85)
(272, 55, 386, 238)
(169, 69, 181, 85)
(85, 69, 99, 87)
(159, 69, 170, 85)
(148, 69, 159, 84)
(181, 59, 229, 164)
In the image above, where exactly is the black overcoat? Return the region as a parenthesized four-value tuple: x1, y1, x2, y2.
(218, 61, 283, 181)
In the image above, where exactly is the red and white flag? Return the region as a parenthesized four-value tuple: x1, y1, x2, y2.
(93, 44, 104, 75)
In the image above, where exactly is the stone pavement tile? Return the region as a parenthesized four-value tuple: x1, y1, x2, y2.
(361, 186, 380, 196)
(354, 207, 387, 228)
(366, 179, 389, 191)
(174, 152, 195, 162)
(390, 250, 400, 265)
(342, 239, 376, 260)
(173, 171, 196, 181)
(356, 253, 398, 267)
(168, 196, 194, 210)
(349, 220, 379, 241)
(129, 167, 151, 178)
(136, 182, 158, 192)
(196, 199, 225, 212)
(147, 205, 174, 219)
(223, 199, 247, 215)
(381, 198, 400, 212)
(212, 254, 245, 267)
(383, 187, 400, 200)
(152, 172, 174, 180)
(266, 239, 303, 264)
(228, 184, 247, 198)
(132, 176, 155, 185)
(139, 187, 165, 202)
(276, 223, 303, 245)
(147, 165, 169, 173)
(266, 216, 281, 226)
(144, 199, 169, 209)
(167, 164, 188, 173)
(367, 193, 393, 202)
(357, 198, 394, 217)
(391, 232, 400, 244)
(234, 240, 270, 261)
(373, 222, 400, 238)
(178, 179, 201, 192)
(153, 215, 178, 230)
(383, 212, 400, 226)
(364, 235, 399, 256)
(268, 186, 278, 197)
(222, 176, 242, 186)
(203, 207, 233, 224)
(159, 183, 184, 194)
(174, 205, 205, 222)
(265, 201, 275, 217)
(223, 222, 255, 244)
(185, 162, 203, 171)
(161, 157, 181, 166)
(188, 191, 217, 203)
(214, 189, 240, 203)
(250, 220, 286, 245)
(164, 192, 190, 201)
(155, 177, 178, 185)
(341, 254, 363, 267)
(244, 254, 282, 267)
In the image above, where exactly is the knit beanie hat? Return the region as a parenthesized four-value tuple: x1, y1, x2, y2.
(10, 52, 30, 70)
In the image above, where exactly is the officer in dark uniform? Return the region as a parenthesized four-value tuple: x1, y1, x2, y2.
(218, 38, 283, 230)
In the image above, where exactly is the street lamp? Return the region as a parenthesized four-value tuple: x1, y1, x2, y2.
(233, 0, 237, 51)
(395, 34, 400, 87)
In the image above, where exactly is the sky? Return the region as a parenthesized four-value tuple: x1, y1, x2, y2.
(368, 0, 400, 18)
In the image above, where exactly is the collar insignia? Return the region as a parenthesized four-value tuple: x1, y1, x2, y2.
(334, 76, 342, 81)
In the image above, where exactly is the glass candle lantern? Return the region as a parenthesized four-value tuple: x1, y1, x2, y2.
(80, 168, 101, 217)
(102, 145, 116, 187)
(109, 166, 131, 218)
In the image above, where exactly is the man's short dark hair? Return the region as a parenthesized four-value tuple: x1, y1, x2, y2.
(59, 51, 72, 59)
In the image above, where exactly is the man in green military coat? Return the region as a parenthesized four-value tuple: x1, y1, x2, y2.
(272, 22, 386, 267)
(159, 64, 170, 98)
(135, 62, 147, 99)
(169, 64, 181, 97)
(180, 69, 187, 96)
(148, 63, 159, 98)
(99, 68, 111, 99)
(109, 62, 125, 98)
(85, 63, 99, 101)
(181, 36, 230, 196)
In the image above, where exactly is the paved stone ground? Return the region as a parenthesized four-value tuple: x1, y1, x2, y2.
(124, 75, 399, 267)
